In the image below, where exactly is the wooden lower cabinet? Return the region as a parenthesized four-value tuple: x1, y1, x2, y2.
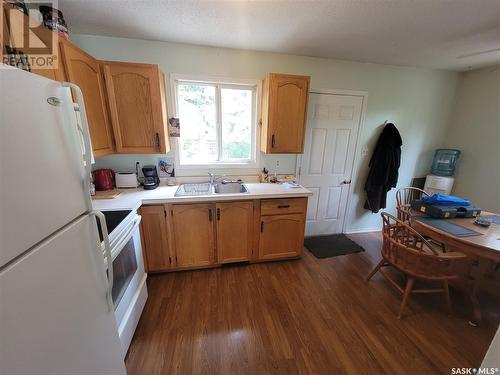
(216, 201, 254, 263)
(139, 198, 306, 273)
(139, 205, 173, 272)
(259, 213, 306, 260)
(171, 203, 216, 268)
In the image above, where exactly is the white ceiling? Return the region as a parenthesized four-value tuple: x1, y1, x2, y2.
(58, 0, 500, 71)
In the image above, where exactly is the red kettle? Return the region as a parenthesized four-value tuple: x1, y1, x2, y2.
(93, 169, 115, 191)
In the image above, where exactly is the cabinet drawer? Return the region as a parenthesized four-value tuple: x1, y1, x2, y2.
(260, 197, 307, 216)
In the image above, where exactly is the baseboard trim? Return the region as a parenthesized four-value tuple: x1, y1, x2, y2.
(344, 227, 381, 234)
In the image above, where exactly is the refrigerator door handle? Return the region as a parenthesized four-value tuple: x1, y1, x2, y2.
(61, 81, 93, 212)
(91, 210, 114, 311)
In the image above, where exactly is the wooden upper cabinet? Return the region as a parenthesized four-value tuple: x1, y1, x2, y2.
(171, 204, 216, 268)
(31, 42, 66, 81)
(139, 205, 173, 272)
(259, 213, 305, 260)
(102, 62, 170, 154)
(216, 201, 254, 263)
(2, 5, 66, 81)
(60, 42, 115, 157)
(260, 73, 310, 154)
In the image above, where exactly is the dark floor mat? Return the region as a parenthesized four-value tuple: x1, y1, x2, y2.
(304, 234, 365, 259)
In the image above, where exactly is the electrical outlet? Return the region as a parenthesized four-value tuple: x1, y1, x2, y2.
(276, 160, 280, 168)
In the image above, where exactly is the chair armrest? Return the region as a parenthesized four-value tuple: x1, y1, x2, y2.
(438, 251, 468, 259)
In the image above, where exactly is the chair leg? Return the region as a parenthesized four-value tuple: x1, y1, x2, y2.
(366, 259, 385, 282)
(398, 277, 415, 319)
(443, 280, 452, 315)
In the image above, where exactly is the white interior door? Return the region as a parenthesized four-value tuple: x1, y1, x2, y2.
(0, 215, 126, 375)
(299, 93, 364, 236)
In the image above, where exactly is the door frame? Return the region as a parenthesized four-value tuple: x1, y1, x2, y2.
(296, 88, 369, 234)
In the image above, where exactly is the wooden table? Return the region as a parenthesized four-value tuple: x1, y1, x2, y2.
(411, 210, 500, 325)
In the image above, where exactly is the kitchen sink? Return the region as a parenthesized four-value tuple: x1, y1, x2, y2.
(214, 182, 248, 194)
(175, 183, 213, 196)
(174, 182, 248, 196)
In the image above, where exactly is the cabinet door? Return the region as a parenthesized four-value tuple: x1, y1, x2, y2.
(31, 43, 66, 81)
(171, 204, 215, 268)
(2, 5, 65, 81)
(139, 205, 172, 272)
(263, 73, 310, 153)
(259, 214, 305, 260)
(103, 62, 170, 154)
(60, 42, 115, 157)
(216, 201, 253, 263)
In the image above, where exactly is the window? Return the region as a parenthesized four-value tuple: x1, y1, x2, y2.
(174, 76, 258, 166)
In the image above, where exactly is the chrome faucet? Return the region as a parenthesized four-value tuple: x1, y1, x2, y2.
(208, 172, 216, 185)
(209, 172, 232, 185)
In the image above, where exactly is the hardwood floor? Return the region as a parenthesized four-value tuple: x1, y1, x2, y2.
(126, 232, 499, 374)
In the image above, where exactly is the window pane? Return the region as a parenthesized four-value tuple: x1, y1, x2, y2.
(221, 88, 253, 161)
(178, 83, 217, 164)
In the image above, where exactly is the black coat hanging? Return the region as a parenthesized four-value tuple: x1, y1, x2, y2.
(364, 123, 402, 213)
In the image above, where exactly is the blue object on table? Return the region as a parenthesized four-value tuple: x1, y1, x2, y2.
(421, 194, 470, 207)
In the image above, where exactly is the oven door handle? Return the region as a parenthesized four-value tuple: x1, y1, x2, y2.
(91, 210, 114, 311)
(111, 216, 142, 260)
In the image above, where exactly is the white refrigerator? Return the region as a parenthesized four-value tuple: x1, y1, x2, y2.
(0, 67, 127, 375)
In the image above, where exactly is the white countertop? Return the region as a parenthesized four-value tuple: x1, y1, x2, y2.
(92, 183, 312, 212)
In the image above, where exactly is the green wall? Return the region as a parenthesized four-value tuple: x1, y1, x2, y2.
(72, 34, 459, 232)
(445, 66, 500, 212)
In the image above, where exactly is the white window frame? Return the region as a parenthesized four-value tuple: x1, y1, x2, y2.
(170, 74, 260, 169)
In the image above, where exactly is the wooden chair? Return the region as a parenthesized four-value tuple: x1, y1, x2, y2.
(396, 187, 429, 222)
(396, 186, 446, 251)
(366, 212, 468, 318)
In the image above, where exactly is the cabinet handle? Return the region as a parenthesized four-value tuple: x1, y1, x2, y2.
(271, 134, 276, 148)
(278, 204, 290, 209)
(260, 221, 264, 232)
(216, 208, 220, 221)
(169, 256, 172, 264)
(208, 208, 212, 222)
(155, 132, 160, 150)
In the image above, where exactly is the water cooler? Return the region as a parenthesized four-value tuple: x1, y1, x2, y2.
(424, 149, 460, 195)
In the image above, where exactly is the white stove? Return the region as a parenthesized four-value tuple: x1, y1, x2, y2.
(98, 209, 147, 357)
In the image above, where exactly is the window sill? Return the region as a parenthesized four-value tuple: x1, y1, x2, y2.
(178, 161, 259, 170)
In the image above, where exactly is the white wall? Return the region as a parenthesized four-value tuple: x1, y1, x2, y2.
(72, 34, 459, 232)
(481, 326, 500, 368)
(445, 66, 500, 213)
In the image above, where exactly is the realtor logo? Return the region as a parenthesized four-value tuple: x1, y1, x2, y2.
(1, 0, 60, 70)
(451, 368, 500, 375)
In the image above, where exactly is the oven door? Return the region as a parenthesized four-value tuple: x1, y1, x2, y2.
(109, 214, 148, 357)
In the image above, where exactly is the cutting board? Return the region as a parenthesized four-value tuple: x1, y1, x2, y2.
(93, 190, 121, 199)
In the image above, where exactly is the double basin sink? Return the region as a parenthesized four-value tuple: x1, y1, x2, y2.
(175, 182, 248, 196)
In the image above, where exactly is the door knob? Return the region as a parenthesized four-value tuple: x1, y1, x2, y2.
(340, 179, 351, 185)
